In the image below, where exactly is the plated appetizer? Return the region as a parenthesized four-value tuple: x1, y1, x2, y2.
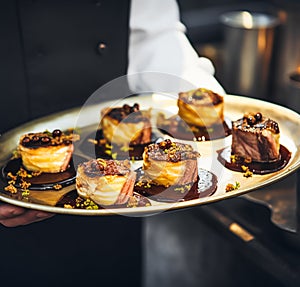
(217, 112, 291, 175)
(157, 88, 230, 141)
(100, 103, 152, 146)
(86, 103, 153, 160)
(76, 158, 136, 206)
(142, 139, 200, 186)
(134, 139, 217, 202)
(2, 129, 80, 195)
(18, 129, 80, 173)
(178, 87, 224, 128)
(231, 112, 280, 162)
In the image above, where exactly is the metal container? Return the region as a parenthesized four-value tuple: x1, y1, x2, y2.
(287, 71, 300, 113)
(270, 2, 300, 111)
(220, 11, 280, 99)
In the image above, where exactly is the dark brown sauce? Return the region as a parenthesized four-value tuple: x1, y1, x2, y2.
(56, 190, 151, 209)
(134, 168, 217, 202)
(217, 145, 291, 175)
(1, 155, 85, 191)
(157, 115, 231, 141)
(79, 129, 160, 160)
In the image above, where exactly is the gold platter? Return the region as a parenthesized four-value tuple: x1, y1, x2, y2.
(0, 94, 300, 216)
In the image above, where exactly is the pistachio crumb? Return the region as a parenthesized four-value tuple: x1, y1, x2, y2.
(11, 150, 20, 159)
(127, 197, 138, 208)
(105, 143, 113, 150)
(22, 190, 30, 197)
(230, 155, 237, 163)
(120, 145, 134, 152)
(244, 170, 253, 178)
(241, 165, 253, 178)
(225, 181, 240, 192)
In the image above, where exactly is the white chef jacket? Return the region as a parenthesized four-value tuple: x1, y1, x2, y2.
(128, 0, 225, 95)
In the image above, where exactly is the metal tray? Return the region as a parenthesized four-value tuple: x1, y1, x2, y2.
(1, 94, 299, 216)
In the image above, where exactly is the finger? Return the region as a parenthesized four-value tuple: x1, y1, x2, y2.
(0, 210, 54, 228)
(0, 204, 26, 219)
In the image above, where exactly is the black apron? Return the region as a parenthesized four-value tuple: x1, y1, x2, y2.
(0, 1, 142, 286)
(0, 0, 130, 132)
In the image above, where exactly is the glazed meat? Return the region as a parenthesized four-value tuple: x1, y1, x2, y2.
(231, 112, 280, 162)
(76, 158, 136, 206)
(143, 139, 200, 187)
(100, 103, 152, 146)
(178, 88, 224, 127)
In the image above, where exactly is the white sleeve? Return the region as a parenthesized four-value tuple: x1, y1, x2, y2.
(127, 0, 225, 94)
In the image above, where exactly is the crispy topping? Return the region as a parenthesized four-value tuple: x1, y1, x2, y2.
(80, 158, 131, 177)
(20, 129, 80, 148)
(105, 103, 147, 123)
(144, 139, 200, 163)
(52, 129, 62, 137)
(179, 88, 223, 106)
(234, 112, 280, 134)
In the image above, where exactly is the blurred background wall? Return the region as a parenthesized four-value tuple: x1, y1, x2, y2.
(178, 0, 300, 113)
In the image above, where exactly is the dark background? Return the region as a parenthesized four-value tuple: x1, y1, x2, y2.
(0, 1, 300, 287)
(0, 0, 293, 134)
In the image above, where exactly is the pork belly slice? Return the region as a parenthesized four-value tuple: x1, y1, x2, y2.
(231, 112, 280, 162)
(76, 158, 136, 206)
(143, 139, 200, 187)
(100, 103, 152, 146)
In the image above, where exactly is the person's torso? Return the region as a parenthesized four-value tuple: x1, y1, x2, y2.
(0, 0, 130, 133)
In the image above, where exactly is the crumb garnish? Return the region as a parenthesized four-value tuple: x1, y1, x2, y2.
(4, 184, 17, 194)
(88, 139, 98, 145)
(75, 197, 99, 210)
(230, 154, 238, 163)
(174, 184, 191, 194)
(4, 166, 42, 196)
(127, 196, 138, 208)
(120, 146, 134, 152)
(53, 184, 63, 190)
(225, 182, 240, 192)
(5, 164, 67, 197)
(135, 178, 152, 189)
(21, 190, 30, 197)
(11, 150, 20, 160)
(20, 129, 80, 148)
(241, 165, 253, 178)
